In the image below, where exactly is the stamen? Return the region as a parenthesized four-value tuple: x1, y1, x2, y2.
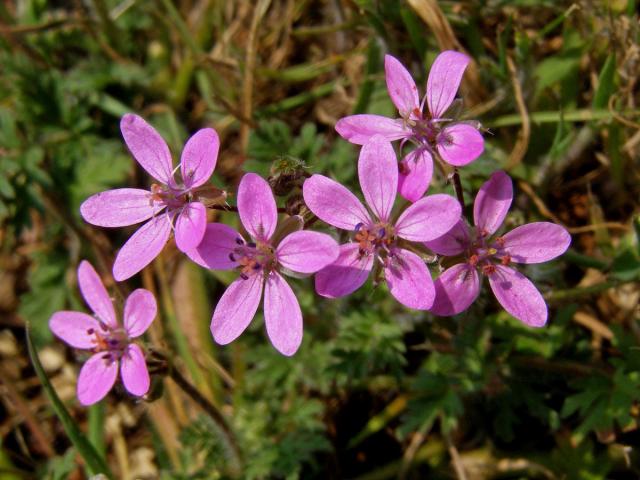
(482, 264, 496, 276)
(253, 263, 262, 270)
(247, 242, 256, 248)
(500, 255, 511, 266)
(378, 227, 386, 238)
(235, 237, 244, 245)
(240, 273, 249, 280)
(229, 253, 236, 261)
(354, 222, 363, 232)
(86, 328, 94, 335)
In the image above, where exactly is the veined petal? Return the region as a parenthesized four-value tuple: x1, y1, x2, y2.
(49, 311, 102, 349)
(181, 128, 219, 189)
(276, 231, 339, 274)
(395, 194, 461, 242)
(384, 55, 420, 117)
(335, 114, 410, 145)
(77, 353, 118, 406)
(501, 223, 571, 264)
(186, 223, 242, 270)
(120, 344, 150, 397)
(436, 124, 484, 167)
(398, 148, 433, 202)
(423, 219, 471, 256)
(315, 243, 373, 298)
(474, 171, 512, 236)
(120, 114, 174, 184)
(113, 213, 174, 281)
(431, 263, 480, 316)
(238, 173, 278, 241)
(264, 272, 303, 356)
(124, 289, 157, 338)
(384, 248, 434, 310)
(211, 274, 264, 345)
(426, 50, 470, 119)
(80, 189, 159, 227)
(303, 175, 370, 231)
(488, 265, 547, 327)
(77, 260, 117, 328)
(359, 135, 398, 221)
(174, 202, 207, 252)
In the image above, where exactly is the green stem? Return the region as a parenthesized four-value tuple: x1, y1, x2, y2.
(545, 280, 622, 302)
(88, 402, 106, 458)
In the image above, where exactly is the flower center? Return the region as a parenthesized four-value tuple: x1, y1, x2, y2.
(86, 324, 128, 362)
(148, 183, 187, 209)
(354, 222, 396, 261)
(467, 231, 510, 276)
(229, 237, 277, 279)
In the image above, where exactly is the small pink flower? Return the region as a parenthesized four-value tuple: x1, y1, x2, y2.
(187, 173, 339, 356)
(81, 114, 220, 281)
(425, 171, 571, 326)
(49, 261, 156, 405)
(302, 135, 462, 310)
(336, 52, 484, 201)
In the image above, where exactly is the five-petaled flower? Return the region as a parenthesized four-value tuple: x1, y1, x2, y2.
(49, 261, 156, 405)
(425, 171, 571, 326)
(303, 135, 462, 309)
(336, 51, 484, 202)
(81, 113, 220, 281)
(186, 173, 339, 356)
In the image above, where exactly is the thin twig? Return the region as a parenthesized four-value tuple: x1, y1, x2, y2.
(451, 169, 465, 210)
(445, 434, 468, 480)
(506, 56, 530, 169)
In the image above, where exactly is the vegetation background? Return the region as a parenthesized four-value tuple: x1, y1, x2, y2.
(1, 0, 639, 478)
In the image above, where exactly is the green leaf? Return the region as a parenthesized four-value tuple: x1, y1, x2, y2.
(592, 53, 616, 110)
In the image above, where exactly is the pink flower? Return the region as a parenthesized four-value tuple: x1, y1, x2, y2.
(302, 135, 462, 310)
(425, 171, 571, 326)
(336, 52, 484, 202)
(49, 261, 156, 405)
(186, 173, 339, 356)
(81, 114, 220, 281)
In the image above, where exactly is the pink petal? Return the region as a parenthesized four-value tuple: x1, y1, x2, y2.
(238, 173, 278, 241)
(124, 289, 157, 337)
(436, 124, 484, 167)
(181, 128, 219, 189)
(398, 148, 433, 202)
(384, 248, 434, 310)
(501, 223, 571, 264)
(315, 243, 373, 298)
(335, 114, 410, 144)
(395, 194, 461, 242)
(112, 213, 174, 281)
(186, 223, 242, 270)
(384, 55, 420, 117)
(426, 50, 470, 119)
(276, 231, 339, 274)
(80, 188, 159, 227)
(431, 263, 480, 316)
(303, 175, 370, 231)
(211, 274, 264, 345)
(264, 272, 303, 356)
(120, 344, 150, 397)
(77, 260, 117, 328)
(474, 171, 512, 236)
(423, 219, 471, 256)
(49, 311, 102, 349)
(77, 353, 118, 406)
(174, 202, 207, 252)
(120, 113, 174, 184)
(488, 265, 547, 327)
(358, 135, 398, 221)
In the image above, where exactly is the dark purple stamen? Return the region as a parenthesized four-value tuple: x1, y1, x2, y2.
(99, 323, 108, 332)
(235, 237, 244, 245)
(229, 253, 236, 261)
(354, 222, 363, 232)
(240, 273, 249, 280)
(247, 242, 256, 248)
(378, 227, 386, 238)
(253, 263, 261, 270)
(87, 328, 95, 335)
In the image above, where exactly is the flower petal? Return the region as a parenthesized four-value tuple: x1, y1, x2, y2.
(426, 50, 470, 119)
(80, 188, 159, 227)
(77, 260, 117, 328)
(174, 202, 207, 252)
(211, 274, 264, 345)
(384, 55, 420, 117)
(358, 135, 398, 221)
(181, 128, 219, 189)
(501, 223, 571, 264)
(398, 148, 433, 202)
(436, 123, 484, 167)
(423, 219, 471, 256)
(276, 231, 339, 274)
(431, 263, 480, 316)
(77, 353, 118, 406)
(303, 174, 370, 231)
(474, 171, 512, 236)
(384, 248, 434, 310)
(395, 194, 461, 242)
(49, 311, 102, 349)
(120, 344, 150, 397)
(238, 173, 278, 241)
(186, 223, 243, 270)
(120, 113, 173, 184)
(264, 272, 303, 356)
(124, 289, 157, 337)
(335, 114, 410, 144)
(112, 213, 174, 281)
(315, 243, 373, 298)
(488, 265, 547, 327)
